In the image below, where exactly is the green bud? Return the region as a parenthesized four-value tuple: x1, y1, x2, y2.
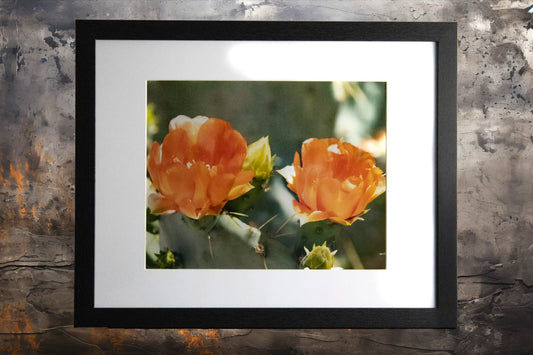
(146, 103, 159, 137)
(301, 242, 337, 269)
(243, 136, 274, 181)
(155, 248, 177, 269)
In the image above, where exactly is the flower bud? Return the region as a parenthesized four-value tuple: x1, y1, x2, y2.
(243, 136, 274, 181)
(301, 242, 337, 269)
(146, 103, 159, 138)
(155, 248, 176, 269)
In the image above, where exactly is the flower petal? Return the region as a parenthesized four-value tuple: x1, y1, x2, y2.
(277, 165, 296, 185)
(148, 192, 178, 215)
(169, 115, 208, 140)
(208, 172, 236, 206)
(227, 182, 254, 201)
(227, 170, 255, 200)
(147, 141, 162, 188)
(161, 127, 194, 166)
(195, 118, 247, 172)
(190, 163, 211, 209)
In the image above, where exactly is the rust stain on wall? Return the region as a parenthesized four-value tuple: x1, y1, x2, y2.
(31, 204, 41, 221)
(0, 335, 41, 354)
(0, 166, 8, 187)
(0, 136, 74, 235)
(88, 328, 147, 352)
(1, 162, 31, 219)
(178, 329, 221, 353)
(9, 163, 28, 192)
(0, 301, 37, 334)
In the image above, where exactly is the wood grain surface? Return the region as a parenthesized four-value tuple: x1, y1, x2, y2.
(1, 0, 532, 353)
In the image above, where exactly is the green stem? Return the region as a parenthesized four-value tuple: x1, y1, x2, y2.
(208, 234, 214, 261)
(341, 234, 365, 269)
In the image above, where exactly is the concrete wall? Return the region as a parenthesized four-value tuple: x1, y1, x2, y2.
(1, 1, 532, 353)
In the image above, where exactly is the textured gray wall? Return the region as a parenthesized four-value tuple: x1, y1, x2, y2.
(1, 0, 532, 353)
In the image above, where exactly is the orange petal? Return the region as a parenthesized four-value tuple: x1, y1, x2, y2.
(227, 182, 254, 201)
(233, 169, 255, 187)
(179, 199, 200, 219)
(190, 163, 211, 209)
(227, 170, 255, 200)
(202, 203, 225, 217)
(292, 200, 312, 216)
(195, 118, 247, 172)
(161, 127, 194, 166)
(299, 168, 319, 211)
(159, 164, 194, 203)
(329, 215, 358, 226)
(217, 131, 248, 172)
(289, 152, 303, 193)
(194, 118, 228, 164)
(373, 174, 386, 198)
(147, 141, 162, 189)
(148, 193, 179, 215)
(292, 202, 333, 226)
(208, 172, 235, 206)
(301, 138, 332, 169)
(315, 177, 340, 216)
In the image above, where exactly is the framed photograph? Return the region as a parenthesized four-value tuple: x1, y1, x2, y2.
(75, 20, 457, 328)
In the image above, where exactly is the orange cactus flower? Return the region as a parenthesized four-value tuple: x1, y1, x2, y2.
(278, 138, 385, 226)
(147, 115, 255, 219)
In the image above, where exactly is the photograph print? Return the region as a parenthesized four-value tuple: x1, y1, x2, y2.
(145, 81, 386, 270)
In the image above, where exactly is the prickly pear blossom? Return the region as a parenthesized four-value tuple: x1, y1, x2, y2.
(278, 138, 385, 226)
(147, 115, 255, 219)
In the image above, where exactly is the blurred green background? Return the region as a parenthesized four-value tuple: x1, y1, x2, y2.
(147, 81, 386, 269)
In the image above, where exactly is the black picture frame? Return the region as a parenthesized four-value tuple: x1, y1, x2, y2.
(75, 20, 457, 328)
